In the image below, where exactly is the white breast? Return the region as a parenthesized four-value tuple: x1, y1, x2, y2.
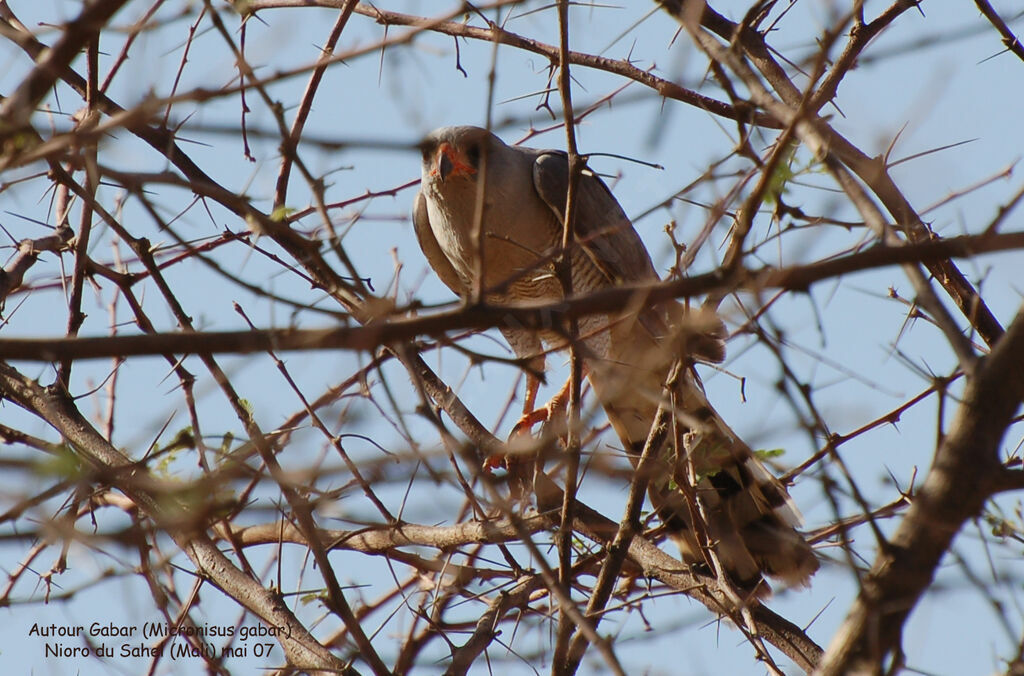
(425, 191, 475, 280)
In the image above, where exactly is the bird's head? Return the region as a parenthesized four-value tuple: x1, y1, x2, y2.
(419, 126, 501, 185)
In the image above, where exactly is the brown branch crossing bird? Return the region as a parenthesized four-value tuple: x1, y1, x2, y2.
(413, 126, 818, 594)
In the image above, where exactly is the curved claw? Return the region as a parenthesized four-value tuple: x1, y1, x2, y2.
(483, 453, 508, 471)
(509, 406, 552, 437)
(484, 373, 579, 472)
(483, 409, 550, 472)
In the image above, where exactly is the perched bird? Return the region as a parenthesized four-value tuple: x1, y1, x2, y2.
(412, 125, 818, 593)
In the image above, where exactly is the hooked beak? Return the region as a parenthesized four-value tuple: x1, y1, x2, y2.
(431, 142, 476, 182)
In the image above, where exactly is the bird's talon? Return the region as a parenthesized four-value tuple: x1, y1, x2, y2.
(483, 453, 508, 472)
(509, 407, 550, 439)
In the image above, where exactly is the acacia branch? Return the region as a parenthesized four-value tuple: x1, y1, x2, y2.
(690, 0, 1007, 349)
(974, 0, 1024, 63)
(0, 360, 352, 673)
(406, 349, 824, 671)
(444, 576, 543, 676)
(0, 226, 75, 303)
(238, 0, 778, 128)
(534, 471, 824, 672)
(818, 306, 1024, 674)
(0, 0, 130, 131)
(2, 230, 1021, 362)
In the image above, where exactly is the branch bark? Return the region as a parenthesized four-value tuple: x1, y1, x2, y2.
(818, 307, 1024, 674)
(0, 361, 353, 673)
(2, 229, 1021, 362)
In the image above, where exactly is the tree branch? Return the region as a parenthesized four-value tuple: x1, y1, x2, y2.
(2, 229, 1021, 362)
(0, 360, 353, 673)
(818, 306, 1024, 674)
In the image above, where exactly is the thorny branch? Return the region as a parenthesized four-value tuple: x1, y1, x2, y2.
(0, 2, 1022, 675)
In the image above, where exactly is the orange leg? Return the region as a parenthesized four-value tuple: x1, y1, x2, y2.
(510, 374, 572, 436)
(522, 373, 541, 420)
(484, 370, 584, 471)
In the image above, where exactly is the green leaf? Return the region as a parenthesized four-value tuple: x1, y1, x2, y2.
(270, 205, 296, 222)
(754, 448, 786, 460)
(765, 144, 798, 204)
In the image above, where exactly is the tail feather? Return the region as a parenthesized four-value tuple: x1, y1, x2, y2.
(583, 301, 818, 592)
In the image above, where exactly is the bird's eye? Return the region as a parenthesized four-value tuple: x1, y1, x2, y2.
(466, 143, 481, 167)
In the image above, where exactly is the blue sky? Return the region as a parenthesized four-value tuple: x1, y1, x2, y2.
(1, 1, 1023, 674)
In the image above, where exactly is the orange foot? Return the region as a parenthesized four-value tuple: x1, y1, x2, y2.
(484, 374, 577, 471)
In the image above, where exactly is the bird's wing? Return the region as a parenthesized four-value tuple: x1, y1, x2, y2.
(530, 150, 816, 591)
(531, 151, 659, 286)
(530, 150, 726, 360)
(413, 189, 466, 298)
(530, 149, 679, 350)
